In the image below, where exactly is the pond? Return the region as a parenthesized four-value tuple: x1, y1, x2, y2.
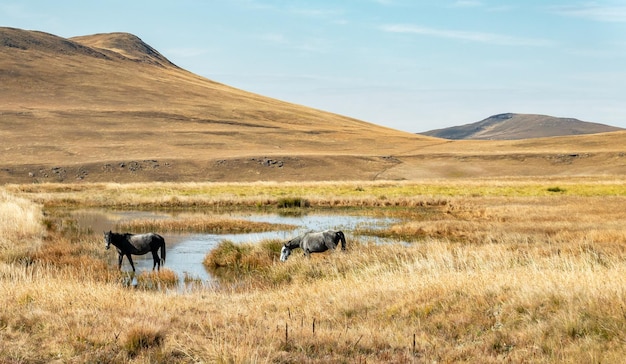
(74, 209, 400, 288)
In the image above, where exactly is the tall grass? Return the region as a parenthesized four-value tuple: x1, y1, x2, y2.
(8, 177, 625, 210)
(9, 182, 450, 210)
(2, 180, 626, 362)
(6, 238, 625, 362)
(116, 215, 295, 233)
(0, 189, 45, 262)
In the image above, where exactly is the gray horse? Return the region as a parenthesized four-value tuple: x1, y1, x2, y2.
(104, 231, 166, 272)
(280, 230, 346, 261)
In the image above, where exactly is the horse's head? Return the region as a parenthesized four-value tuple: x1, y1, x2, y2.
(280, 245, 292, 262)
(104, 231, 112, 250)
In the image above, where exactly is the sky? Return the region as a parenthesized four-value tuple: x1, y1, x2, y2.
(2, 1, 626, 133)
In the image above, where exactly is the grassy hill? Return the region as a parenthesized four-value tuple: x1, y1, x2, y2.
(1, 27, 625, 183)
(420, 113, 623, 140)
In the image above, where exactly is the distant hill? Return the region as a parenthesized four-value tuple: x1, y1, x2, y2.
(420, 113, 623, 140)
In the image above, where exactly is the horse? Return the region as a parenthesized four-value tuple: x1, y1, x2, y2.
(280, 230, 346, 262)
(104, 231, 166, 272)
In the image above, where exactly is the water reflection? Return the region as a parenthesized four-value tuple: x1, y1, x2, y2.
(74, 209, 398, 288)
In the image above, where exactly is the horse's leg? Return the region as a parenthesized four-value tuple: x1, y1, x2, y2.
(160, 240, 166, 266)
(126, 254, 136, 272)
(117, 254, 124, 270)
(151, 250, 160, 271)
(328, 236, 338, 251)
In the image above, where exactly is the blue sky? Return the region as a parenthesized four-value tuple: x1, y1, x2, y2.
(2, 1, 625, 132)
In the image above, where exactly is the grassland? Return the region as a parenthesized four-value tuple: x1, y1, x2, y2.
(2, 178, 626, 363)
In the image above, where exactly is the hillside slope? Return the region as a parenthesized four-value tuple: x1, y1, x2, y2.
(0, 27, 432, 182)
(420, 113, 622, 140)
(1, 27, 625, 182)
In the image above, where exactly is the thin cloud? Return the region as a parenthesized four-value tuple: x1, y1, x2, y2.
(1, 3, 42, 20)
(450, 1, 484, 8)
(553, 4, 626, 22)
(232, 0, 274, 11)
(258, 32, 288, 45)
(166, 47, 210, 58)
(294, 41, 329, 53)
(380, 24, 554, 46)
(0, 3, 60, 29)
(288, 6, 342, 18)
(256, 32, 330, 54)
(234, 0, 341, 19)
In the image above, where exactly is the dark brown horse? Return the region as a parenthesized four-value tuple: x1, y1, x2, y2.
(280, 230, 346, 261)
(104, 231, 166, 272)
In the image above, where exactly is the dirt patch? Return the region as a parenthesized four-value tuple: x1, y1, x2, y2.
(3, 152, 625, 184)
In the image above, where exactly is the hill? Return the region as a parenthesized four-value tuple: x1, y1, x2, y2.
(70, 32, 178, 67)
(419, 113, 623, 140)
(1, 27, 626, 182)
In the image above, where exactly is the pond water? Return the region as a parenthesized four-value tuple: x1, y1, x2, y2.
(74, 209, 400, 288)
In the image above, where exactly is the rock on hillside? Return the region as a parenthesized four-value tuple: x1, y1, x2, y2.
(420, 113, 623, 140)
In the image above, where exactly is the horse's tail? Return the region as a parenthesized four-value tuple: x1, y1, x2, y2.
(337, 231, 346, 250)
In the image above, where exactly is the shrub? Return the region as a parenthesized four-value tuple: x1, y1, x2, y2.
(203, 240, 251, 269)
(276, 197, 310, 208)
(203, 239, 282, 281)
(136, 269, 179, 290)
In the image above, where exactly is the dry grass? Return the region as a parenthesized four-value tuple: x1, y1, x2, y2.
(7, 177, 625, 211)
(2, 180, 626, 362)
(0, 190, 45, 262)
(116, 214, 296, 234)
(365, 195, 626, 247)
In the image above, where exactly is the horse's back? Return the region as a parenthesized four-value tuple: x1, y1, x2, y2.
(302, 231, 331, 253)
(148, 232, 165, 242)
(126, 233, 165, 253)
(128, 232, 162, 242)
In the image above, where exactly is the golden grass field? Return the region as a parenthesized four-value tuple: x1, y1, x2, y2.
(2, 28, 626, 363)
(2, 178, 626, 363)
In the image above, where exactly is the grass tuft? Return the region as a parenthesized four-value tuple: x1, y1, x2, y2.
(136, 269, 179, 290)
(124, 325, 166, 357)
(203, 239, 281, 277)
